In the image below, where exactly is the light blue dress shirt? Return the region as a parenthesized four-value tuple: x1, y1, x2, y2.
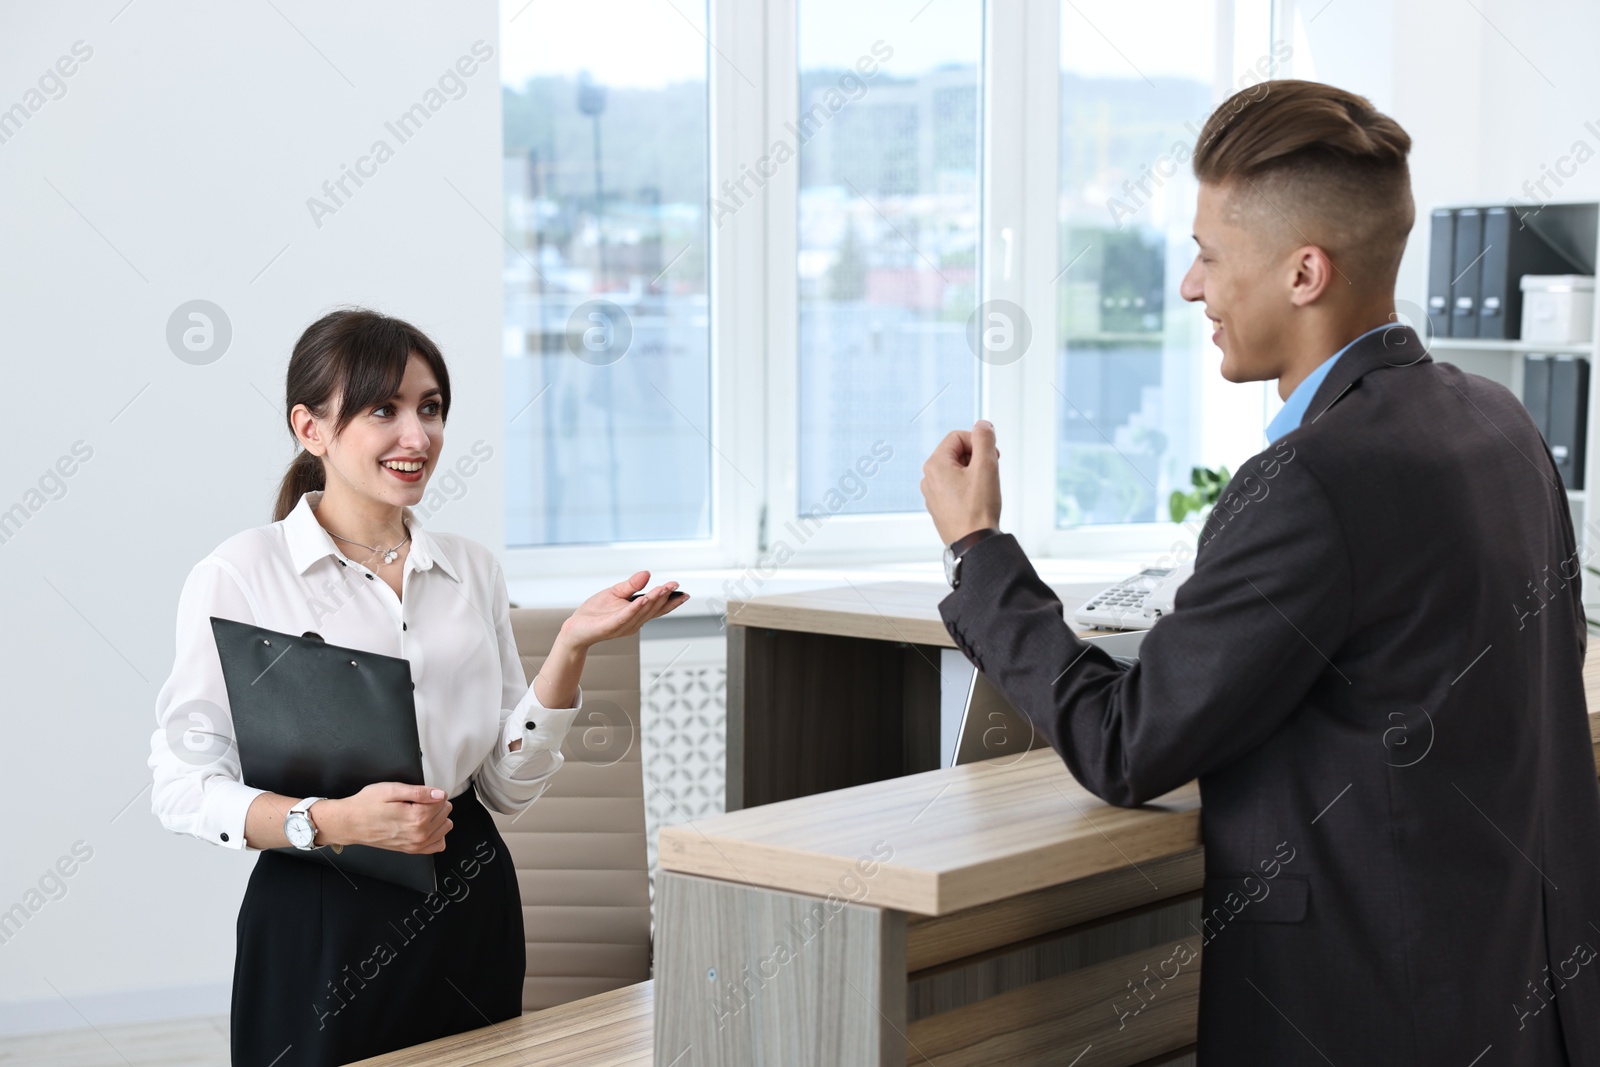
(1264, 324, 1400, 444)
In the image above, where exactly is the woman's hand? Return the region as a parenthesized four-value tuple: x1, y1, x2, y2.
(316, 784, 453, 854)
(559, 570, 688, 650)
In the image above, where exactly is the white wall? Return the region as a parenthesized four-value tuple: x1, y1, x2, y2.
(0, 0, 502, 1032)
(1296, 0, 1600, 576)
(1294, 0, 1600, 315)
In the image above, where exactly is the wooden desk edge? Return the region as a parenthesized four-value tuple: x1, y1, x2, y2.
(342, 981, 653, 1066)
(659, 755, 1203, 916)
(672, 710, 1600, 921)
(725, 579, 1112, 646)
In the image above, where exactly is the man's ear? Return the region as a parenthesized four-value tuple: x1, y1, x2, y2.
(1287, 244, 1337, 307)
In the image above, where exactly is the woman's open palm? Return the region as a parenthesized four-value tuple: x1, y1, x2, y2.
(561, 570, 686, 648)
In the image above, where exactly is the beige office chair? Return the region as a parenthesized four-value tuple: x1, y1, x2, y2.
(492, 608, 651, 1011)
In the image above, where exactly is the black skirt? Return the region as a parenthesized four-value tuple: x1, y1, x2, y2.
(230, 788, 524, 1067)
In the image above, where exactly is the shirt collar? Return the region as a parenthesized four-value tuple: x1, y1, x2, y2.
(1265, 323, 1400, 444)
(281, 490, 460, 582)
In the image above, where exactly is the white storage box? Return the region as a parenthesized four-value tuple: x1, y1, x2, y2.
(1520, 274, 1595, 343)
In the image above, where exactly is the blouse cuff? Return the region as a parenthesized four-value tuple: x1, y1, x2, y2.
(202, 777, 267, 850)
(498, 683, 583, 780)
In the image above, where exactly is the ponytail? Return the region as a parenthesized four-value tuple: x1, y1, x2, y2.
(273, 448, 326, 523)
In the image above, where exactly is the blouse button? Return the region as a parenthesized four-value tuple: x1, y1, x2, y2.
(220, 832, 229, 842)
(365, 573, 374, 581)
(525, 721, 536, 730)
(403, 622, 408, 631)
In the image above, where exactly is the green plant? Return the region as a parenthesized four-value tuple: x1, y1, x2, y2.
(1168, 465, 1231, 524)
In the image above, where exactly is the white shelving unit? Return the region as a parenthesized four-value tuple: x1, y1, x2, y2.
(1422, 201, 1600, 609)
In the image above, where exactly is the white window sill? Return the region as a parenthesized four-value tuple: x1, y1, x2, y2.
(504, 552, 1153, 617)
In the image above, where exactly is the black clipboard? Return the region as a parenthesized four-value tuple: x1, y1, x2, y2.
(210, 617, 437, 895)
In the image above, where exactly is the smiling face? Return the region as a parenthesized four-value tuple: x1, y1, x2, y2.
(294, 352, 444, 509)
(1178, 180, 1303, 386)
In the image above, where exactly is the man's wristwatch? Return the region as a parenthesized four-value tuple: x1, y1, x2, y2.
(284, 796, 325, 850)
(943, 527, 1000, 589)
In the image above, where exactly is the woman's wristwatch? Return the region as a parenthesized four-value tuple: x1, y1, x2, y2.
(943, 527, 1000, 589)
(284, 796, 325, 850)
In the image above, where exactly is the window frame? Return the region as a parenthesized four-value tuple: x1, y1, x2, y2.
(499, 0, 1277, 581)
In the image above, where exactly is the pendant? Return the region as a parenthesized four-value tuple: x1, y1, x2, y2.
(383, 549, 398, 563)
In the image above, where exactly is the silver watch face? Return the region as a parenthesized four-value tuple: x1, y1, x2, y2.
(285, 811, 315, 849)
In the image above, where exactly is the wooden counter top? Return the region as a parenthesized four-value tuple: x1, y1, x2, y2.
(1588, 647, 1600, 747)
(666, 648, 1600, 918)
(343, 981, 652, 1066)
(660, 748, 1200, 916)
(725, 579, 1110, 646)
(726, 579, 1600, 744)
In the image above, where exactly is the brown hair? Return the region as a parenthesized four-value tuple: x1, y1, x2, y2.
(1192, 79, 1414, 289)
(272, 308, 452, 522)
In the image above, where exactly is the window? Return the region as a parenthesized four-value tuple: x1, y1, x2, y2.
(1054, 2, 1221, 526)
(498, 0, 1276, 572)
(1048, 1, 1282, 537)
(795, 0, 983, 518)
(501, 1, 711, 546)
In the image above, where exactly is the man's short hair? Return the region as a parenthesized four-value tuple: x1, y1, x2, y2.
(1192, 79, 1414, 290)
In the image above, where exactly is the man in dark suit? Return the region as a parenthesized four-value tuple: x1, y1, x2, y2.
(922, 80, 1600, 1065)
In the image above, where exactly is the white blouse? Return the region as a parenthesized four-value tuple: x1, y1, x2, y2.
(148, 490, 582, 850)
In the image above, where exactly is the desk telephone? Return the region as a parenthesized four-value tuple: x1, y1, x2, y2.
(1072, 560, 1195, 631)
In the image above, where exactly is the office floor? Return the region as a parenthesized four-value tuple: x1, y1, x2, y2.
(0, 1014, 229, 1066)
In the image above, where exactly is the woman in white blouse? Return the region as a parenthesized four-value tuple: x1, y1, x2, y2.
(148, 308, 687, 1066)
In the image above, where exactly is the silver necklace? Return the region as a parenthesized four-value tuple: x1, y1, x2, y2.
(328, 528, 410, 565)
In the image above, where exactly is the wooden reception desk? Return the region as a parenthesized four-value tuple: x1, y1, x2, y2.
(350, 600, 1600, 1067)
(724, 580, 1109, 810)
(349, 751, 1207, 1067)
(346, 981, 654, 1065)
(654, 749, 1206, 1066)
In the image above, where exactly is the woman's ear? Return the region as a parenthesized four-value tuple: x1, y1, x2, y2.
(290, 403, 325, 456)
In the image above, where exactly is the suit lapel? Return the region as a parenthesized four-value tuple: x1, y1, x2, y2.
(1302, 324, 1429, 428)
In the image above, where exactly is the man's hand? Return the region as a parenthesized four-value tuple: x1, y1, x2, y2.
(920, 420, 1002, 546)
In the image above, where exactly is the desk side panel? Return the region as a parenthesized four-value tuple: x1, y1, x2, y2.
(906, 940, 1202, 1067)
(727, 626, 941, 811)
(655, 871, 908, 1067)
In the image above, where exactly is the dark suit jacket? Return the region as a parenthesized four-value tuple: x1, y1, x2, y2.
(938, 326, 1600, 1065)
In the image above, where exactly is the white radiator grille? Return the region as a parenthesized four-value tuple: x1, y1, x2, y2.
(639, 635, 727, 901)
